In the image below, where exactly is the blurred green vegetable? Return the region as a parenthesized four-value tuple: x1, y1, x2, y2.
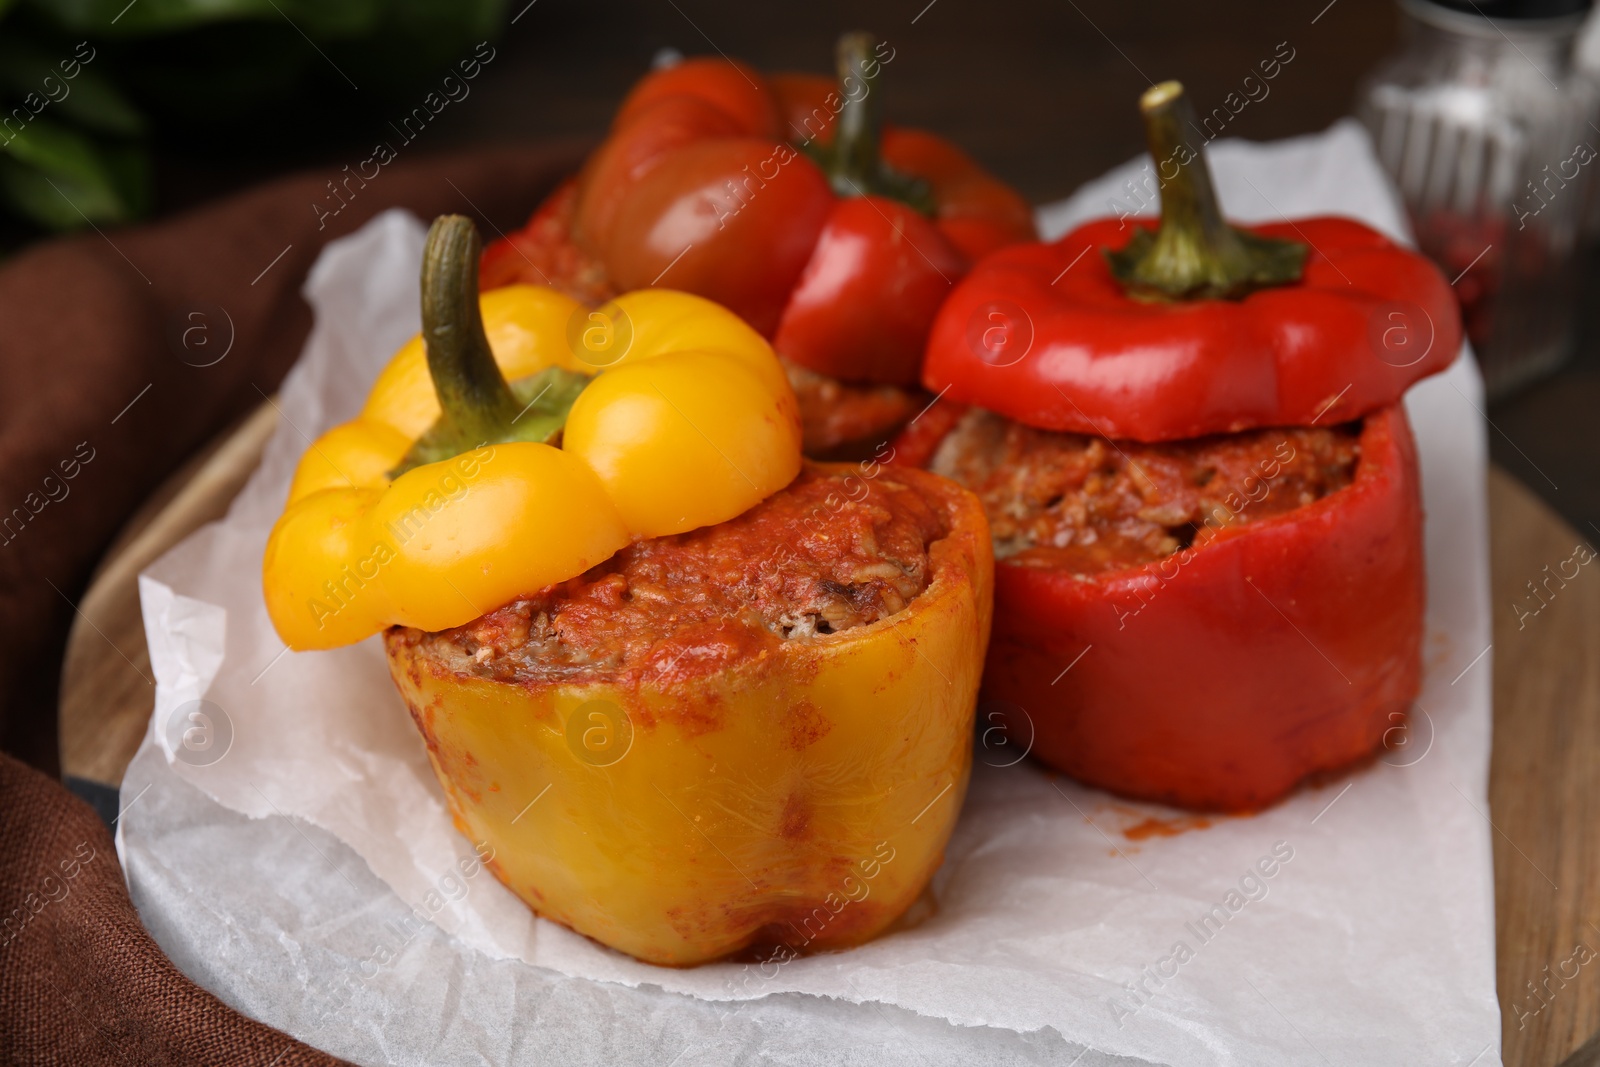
(0, 0, 506, 235)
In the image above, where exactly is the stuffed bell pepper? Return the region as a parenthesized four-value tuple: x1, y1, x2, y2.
(262, 216, 993, 966)
(904, 82, 1460, 812)
(480, 31, 1035, 458)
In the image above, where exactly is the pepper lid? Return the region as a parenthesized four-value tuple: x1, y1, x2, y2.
(920, 82, 1463, 442)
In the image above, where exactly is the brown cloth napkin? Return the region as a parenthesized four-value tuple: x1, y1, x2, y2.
(0, 142, 584, 1065)
(0, 751, 344, 1065)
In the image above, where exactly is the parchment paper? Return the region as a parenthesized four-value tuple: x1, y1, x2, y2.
(120, 119, 1503, 1066)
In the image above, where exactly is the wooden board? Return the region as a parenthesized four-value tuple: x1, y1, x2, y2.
(56, 408, 1600, 1066)
(1488, 471, 1600, 1067)
(57, 401, 278, 786)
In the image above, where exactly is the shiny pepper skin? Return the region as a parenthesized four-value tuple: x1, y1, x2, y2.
(263, 287, 802, 650)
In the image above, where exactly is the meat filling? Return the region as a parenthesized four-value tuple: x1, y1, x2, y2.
(931, 408, 1360, 574)
(400, 467, 948, 686)
(782, 358, 926, 460)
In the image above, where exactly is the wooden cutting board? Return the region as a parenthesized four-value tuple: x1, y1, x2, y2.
(56, 402, 1600, 1067)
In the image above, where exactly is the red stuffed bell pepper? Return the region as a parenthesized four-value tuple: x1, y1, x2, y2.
(481, 31, 1034, 457)
(908, 81, 1461, 812)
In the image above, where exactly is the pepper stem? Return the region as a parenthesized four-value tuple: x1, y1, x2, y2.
(831, 32, 884, 193)
(391, 215, 590, 476)
(807, 31, 935, 214)
(421, 215, 521, 444)
(1104, 81, 1307, 301)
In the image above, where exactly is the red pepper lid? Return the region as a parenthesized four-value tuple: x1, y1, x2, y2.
(922, 81, 1461, 442)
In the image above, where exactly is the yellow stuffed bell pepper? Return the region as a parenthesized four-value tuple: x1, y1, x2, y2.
(264, 215, 993, 967)
(264, 215, 799, 649)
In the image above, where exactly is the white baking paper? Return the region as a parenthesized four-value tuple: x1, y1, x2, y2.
(120, 119, 1503, 1066)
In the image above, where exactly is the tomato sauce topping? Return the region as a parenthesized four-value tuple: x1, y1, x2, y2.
(932, 409, 1360, 574)
(409, 467, 949, 687)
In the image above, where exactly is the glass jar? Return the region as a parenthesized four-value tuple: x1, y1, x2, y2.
(1358, 0, 1599, 398)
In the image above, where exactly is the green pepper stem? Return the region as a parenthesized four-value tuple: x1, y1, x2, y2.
(830, 31, 883, 194)
(1104, 81, 1307, 301)
(392, 214, 591, 477)
(806, 31, 935, 214)
(421, 214, 521, 445)
(1139, 81, 1235, 268)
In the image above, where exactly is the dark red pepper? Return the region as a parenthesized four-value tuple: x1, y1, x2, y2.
(483, 33, 1034, 388)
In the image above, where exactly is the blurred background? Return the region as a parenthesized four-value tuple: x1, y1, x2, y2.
(0, 0, 1594, 532)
